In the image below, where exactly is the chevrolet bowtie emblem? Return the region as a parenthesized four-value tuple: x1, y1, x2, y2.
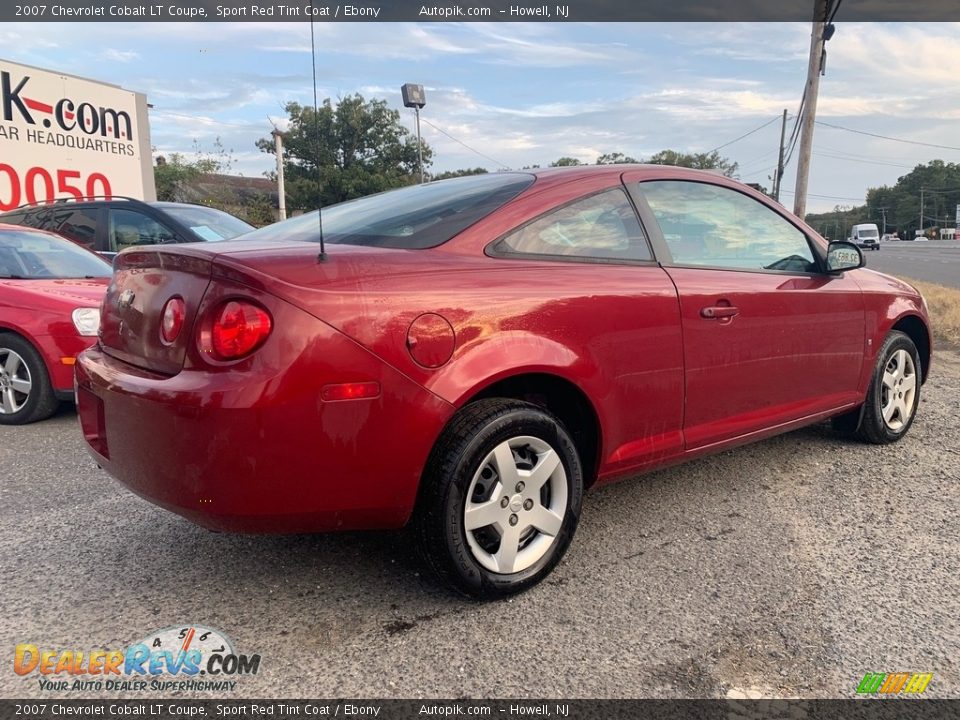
(117, 289, 135, 310)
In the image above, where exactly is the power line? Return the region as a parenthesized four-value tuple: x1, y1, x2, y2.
(812, 151, 914, 169)
(782, 89, 807, 169)
(418, 117, 511, 170)
(705, 115, 781, 155)
(826, 0, 843, 23)
(780, 188, 865, 202)
(815, 120, 960, 152)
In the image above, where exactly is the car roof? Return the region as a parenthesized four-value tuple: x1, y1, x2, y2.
(511, 164, 759, 203)
(525, 163, 736, 188)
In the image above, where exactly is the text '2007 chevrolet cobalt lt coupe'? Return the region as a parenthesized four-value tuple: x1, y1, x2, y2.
(76, 166, 931, 597)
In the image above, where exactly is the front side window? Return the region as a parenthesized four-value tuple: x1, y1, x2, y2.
(493, 188, 651, 262)
(638, 181, 817, 273)
(109, 209, 177, 252)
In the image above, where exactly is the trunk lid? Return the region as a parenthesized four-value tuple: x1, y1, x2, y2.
(99, 249, 212, 375)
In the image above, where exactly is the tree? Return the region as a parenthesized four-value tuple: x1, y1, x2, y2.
(430, 167, 489, 181)
(258, 95, 431, 210)
(153, 137, 234, 202)
(550, 157, 584, 167)
(596, 152, 639, 165)
(154, 154, 202, 202)
(646, 149, 739, 177)
(807, 160, 960, 239)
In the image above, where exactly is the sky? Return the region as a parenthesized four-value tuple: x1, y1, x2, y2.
(3, 21, 960, 213)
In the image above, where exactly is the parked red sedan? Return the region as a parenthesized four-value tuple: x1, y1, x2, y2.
(0, 224, 110, 424)
(76, 167, 930, 597)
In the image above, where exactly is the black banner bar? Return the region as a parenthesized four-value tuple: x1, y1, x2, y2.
(3, 0, 960, 22)
(1, 700, 959, 720)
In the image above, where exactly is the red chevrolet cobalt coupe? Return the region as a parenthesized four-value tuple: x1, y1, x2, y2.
(1, 224, 110, 424)
(76, 167, 930, 597)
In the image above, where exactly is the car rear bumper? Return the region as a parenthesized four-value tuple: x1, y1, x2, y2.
(75, 337, 455, 533)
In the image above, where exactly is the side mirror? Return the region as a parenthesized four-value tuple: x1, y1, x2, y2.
(825, 241, 864, 273)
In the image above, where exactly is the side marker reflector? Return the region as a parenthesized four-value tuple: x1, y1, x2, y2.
(321, 382, 380, 402)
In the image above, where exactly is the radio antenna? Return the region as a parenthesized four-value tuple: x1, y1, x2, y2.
(309, 1, 326, 261)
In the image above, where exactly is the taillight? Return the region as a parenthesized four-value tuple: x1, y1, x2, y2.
(160, 297, 186, 344)
(209, 300, 272, 360)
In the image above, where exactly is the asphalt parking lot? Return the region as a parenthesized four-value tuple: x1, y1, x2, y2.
(863, 239, 960, 288)
(2, 352, 959, 700)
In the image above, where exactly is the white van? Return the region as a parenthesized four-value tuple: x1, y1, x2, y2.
(849, 223, 880, 251)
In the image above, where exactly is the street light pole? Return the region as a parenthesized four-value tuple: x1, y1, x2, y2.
(401, 83, 427, 185)
(414, 106, 424, 184)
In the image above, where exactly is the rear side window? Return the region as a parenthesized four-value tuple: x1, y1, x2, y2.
(109, 209, 177, 252)
(51, 208, 99, 251)
(236, 173, 535, 249)
(4, 210, 48, 230)
(0, 212, 26, 225)
(493, 188, 652, 262)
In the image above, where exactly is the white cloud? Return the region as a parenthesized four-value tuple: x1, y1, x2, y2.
(99, 48, 139, 63)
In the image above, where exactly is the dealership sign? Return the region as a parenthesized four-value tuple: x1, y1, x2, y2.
(0, 58, 155, 211)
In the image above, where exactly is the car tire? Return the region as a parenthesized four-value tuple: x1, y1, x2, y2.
(853, 331, 921, 444)
(0, 334, 59, 425)
(414, 398, 584, 599)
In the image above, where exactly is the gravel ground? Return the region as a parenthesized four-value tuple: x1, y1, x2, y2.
(1, 351, 958, 700)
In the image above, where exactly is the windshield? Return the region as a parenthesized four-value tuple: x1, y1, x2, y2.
(859, 228, 879, 238)
(235, 172, 535, 249)
(0, 229, 111, 279)
(159, 205, 255, 241)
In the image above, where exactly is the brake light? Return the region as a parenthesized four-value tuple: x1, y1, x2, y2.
(160, 297, 186, 344)
(209, 301, 272, 360)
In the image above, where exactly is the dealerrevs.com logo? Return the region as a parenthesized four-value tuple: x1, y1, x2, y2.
(13, 626, 261, 693)
(1, 69, 132, 140)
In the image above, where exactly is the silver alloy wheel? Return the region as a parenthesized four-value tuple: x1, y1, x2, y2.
(880, 348, 917, 431)
(0, 348, 32, 415)
(463, 435, 568, 575)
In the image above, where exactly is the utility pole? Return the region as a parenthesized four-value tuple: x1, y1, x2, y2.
(878, 207, 887, 235)
(272, 129, 287, 221)
(919, 187, 924, 235)
(793, 0, 830, 219)
(773, 108, 788, 202)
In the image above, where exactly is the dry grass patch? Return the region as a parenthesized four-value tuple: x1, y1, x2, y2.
(899, 277, 960, 347)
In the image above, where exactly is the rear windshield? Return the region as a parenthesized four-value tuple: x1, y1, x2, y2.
(158, 205, 254, 241)
(235, 172, 535, 249)
(0, 229, 111, 279)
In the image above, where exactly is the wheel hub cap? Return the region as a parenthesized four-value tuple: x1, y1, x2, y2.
(879, 348, 917, 431)
(463, 435, 568, 575)
(0, 348, 31, 415)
